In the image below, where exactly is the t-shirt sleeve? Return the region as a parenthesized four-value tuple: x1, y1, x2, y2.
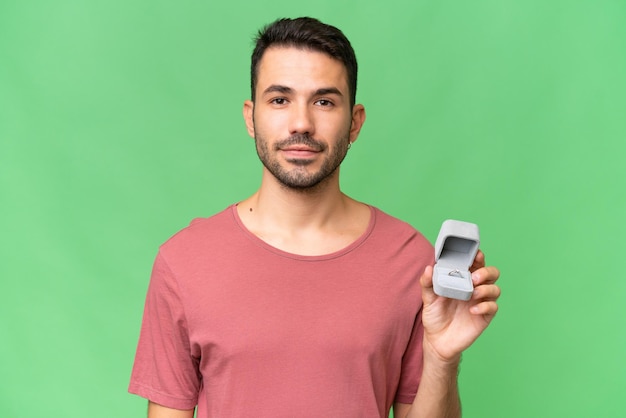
(393, 226, 431, 406)
(393, 306, 424, 405)
(128, 251, 201, 410)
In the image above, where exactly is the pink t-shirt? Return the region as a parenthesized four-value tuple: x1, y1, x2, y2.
(129, 205, 434, 417)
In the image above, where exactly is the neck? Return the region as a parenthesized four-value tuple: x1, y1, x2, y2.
(242, 168, 348, 230)
(236, 168, 371, 255)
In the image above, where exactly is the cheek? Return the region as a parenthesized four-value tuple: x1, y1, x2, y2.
(317, 113, 350, 133)
(254, 111, 289, 137)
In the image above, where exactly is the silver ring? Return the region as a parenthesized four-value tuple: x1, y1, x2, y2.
(448, 269, 462, 277)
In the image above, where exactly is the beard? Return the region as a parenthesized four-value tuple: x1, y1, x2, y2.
(254, 130, 351, 191)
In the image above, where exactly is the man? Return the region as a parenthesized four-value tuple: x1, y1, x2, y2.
(129, 17, 500, 418)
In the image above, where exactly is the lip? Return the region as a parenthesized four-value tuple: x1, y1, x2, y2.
(281, 144, 320, 151)
(280, 143, 321, 154)
(281, 148, 320, 159)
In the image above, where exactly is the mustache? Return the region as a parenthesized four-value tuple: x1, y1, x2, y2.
(275, 134, 325, 151)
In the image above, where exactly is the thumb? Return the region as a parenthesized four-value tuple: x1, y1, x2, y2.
(420, 265, 437, 305)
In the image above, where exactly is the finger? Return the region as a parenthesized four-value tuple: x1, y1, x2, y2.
(470, 250, 485, 272)
(471, 283, 501, 301)
(420, 265, 434, 288)
(470, 300, 499, 316)
(472, 265, 500, 286)
(420, 265, 438, 305)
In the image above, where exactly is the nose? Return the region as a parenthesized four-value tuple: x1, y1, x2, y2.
(288, 103, 315, 136)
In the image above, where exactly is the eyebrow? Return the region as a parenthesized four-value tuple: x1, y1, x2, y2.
(315, 87, 343, 97)
(262, 85, 344, 97)
(263, 85, 293, 95)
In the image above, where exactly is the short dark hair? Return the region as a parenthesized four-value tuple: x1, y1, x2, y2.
(250, 17, 358, 107)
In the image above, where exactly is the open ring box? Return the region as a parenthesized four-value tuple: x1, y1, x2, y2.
(433, 220, 480, 301)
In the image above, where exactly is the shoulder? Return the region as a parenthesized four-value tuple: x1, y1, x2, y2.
(359, 206, 435, 265)
(159, 205, 239, 256)
(370, 206, 431, 247)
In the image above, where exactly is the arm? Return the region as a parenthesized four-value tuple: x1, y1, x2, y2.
(393, 346, 461, 418)
(148, 401, 195, 418)
(129, 252, 201, 416)
(395, 251, 500, 418)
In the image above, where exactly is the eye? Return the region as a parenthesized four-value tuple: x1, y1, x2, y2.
(315, 99, 334, 107)
(270, 97, 288, 105)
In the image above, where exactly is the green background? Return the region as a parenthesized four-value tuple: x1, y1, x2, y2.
(1, 0, 625, 417)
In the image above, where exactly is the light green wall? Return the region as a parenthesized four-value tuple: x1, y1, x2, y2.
(1, 1, 624, 417)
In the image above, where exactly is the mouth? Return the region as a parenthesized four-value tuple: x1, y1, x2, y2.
(281, 144, 321, 152)
(277, 134, 324, 152)
(277, 135, 325, 160)
(280, 147, 321, 160)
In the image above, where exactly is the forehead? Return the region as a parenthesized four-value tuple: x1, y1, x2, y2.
(256, 46, 349, 93)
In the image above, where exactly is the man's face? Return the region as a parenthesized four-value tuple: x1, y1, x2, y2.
(244, 46, 364, 190)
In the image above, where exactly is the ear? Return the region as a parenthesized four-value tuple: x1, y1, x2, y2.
(349, 104, 366, 144)
(243, 100, 255, 138)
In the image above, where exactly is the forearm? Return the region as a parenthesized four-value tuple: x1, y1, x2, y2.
(402, 348, 462, 418)
(148, 401, 195, 418)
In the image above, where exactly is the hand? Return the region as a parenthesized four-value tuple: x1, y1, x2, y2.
(420, 250, 500, 363)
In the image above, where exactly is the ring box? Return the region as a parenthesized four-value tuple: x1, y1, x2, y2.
(433, 220, 480, 301)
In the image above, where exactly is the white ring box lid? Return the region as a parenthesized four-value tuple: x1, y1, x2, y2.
(433, 220, 480, 300)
